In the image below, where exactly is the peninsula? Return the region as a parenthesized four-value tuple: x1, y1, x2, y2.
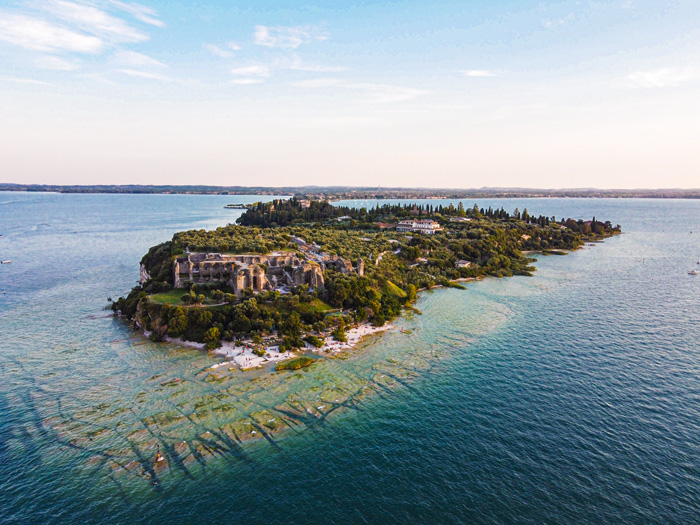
(112, 199, 620, 368)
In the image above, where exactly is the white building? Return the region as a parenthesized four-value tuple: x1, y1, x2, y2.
(396, 219, 443, 235)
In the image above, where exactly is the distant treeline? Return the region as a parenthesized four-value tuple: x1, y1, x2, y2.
(0, 183, 286, 195)
(2, 183, 699, 199)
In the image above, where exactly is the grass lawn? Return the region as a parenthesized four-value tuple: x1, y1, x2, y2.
(149, 289, 188, 305)
(149, 290, 335, 312)
(305, 298, 335, 313)
(382, 280, 407, 299)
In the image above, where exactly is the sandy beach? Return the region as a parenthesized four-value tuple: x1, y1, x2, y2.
(213, 343, 296, 370)
(311, 323, 393, 354)
(148, 322, 394, 371)
(208, 322, 394, 370)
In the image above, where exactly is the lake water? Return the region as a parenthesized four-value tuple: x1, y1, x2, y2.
(1, 193, 699, 524)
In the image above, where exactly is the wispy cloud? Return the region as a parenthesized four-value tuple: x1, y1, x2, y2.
(114, 50, 166, 68)
(230, 65, 270, 85)
(289, 56, 345, 72)
(1, 76, 54, 86)
(231, 65, 270, 77)
(109, 0, 165, 28)
(629, 67, 699, 88)
(204, 42, 241, 58)
(254, 25, 327, 49)
(293, 79, 430, 103)
(35, 55, 81, 70)
(0, 0, 163, 56)
(541, 13, 574, 29)
(43, 0, 148, 44)
(0, 1, 165, 79)
(290, 77, 342, 88)
(231, 78, 265, 85)
(0, 12, 103, 53)
(77, 72, 117, 84)
(117, 68, 169, 81)
(462, 69, 498, 77)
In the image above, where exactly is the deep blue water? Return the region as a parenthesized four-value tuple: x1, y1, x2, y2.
(1, 193, 699, 524)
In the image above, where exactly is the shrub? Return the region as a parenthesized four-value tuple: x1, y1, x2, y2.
(275, 357, 314, 371)
(304, 335, 323, 348)
(203, 327, 221, 350)
(332, 326, 347, 342)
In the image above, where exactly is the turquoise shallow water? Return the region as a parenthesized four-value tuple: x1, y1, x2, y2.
(1, 193, 700, 524)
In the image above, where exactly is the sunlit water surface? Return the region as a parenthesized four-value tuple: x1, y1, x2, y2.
(1, 193, 699, 524)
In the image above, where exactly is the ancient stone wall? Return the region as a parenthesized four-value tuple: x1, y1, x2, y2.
(172, 252, 323, 295)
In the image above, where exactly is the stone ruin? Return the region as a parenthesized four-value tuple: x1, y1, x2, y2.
(172, 252, 325, 297)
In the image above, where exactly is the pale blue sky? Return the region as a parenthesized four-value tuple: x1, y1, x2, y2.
(1, 0, 699, 188)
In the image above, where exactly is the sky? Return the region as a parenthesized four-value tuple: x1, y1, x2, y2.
(1, 0, 699, 189)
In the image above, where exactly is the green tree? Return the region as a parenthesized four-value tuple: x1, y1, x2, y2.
(167, 309, 188, 337)
(332, 325, 347, 342)
(372, 314, 386, 327)
(281, 312, 302, 339)
(203, 327, 221, 350)
(406, 284, 417, 303)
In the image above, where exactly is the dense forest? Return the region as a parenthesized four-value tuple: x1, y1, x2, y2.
(113, 200, 620, 352)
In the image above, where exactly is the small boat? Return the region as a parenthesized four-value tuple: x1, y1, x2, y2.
(224, 203, 249, 209)
(1, 260, 10, 264)
(689, 270, 699, 275)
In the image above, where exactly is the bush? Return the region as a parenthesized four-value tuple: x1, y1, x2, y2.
(275, 357, 314, 371)
(203, 327, 221, 350)
(304, 335, 323, 348)
(331, 326, 347, 342)
(283, 335, 304, 349)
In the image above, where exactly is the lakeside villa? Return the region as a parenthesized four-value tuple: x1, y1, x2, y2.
(396, 219, 443, 235)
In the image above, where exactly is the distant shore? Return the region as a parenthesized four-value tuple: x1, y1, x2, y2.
(3, 183, 700, 200)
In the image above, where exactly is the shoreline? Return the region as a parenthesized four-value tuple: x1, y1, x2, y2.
(141, 277, 487, 370)
(142, 318, 397, 371)
(209, 322, 394, 370)
(136, 244, 608, 371)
